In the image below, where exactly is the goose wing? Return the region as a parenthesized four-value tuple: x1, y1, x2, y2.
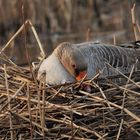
(73, 41, 140, 78)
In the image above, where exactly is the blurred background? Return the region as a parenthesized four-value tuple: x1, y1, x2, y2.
(0, 0, 140, 65)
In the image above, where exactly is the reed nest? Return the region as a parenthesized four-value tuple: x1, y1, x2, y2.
(0, 52, 140, 140)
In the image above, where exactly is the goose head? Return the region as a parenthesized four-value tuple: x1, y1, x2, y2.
(54, 42, 88, 81)
(37, 42, 88, 85)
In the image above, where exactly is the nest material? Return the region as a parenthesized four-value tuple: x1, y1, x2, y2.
(0, 55, 140, 140)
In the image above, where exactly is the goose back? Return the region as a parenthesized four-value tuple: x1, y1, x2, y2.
(73, 42, 140, 78)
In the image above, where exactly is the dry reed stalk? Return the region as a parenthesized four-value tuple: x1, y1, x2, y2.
(41, 82, 45, 139)
(117, 63, 136, 140)
(70, 105, 74, 139)
(94, 84, 140, 97)
(1, 52, 20, 70)
(27, 83, 33, 139)
(113, 34, 116, 45)
(92, 81, 111, 108)
(124, 121, 140, 137)
(131, 3, 139, 40)
(48, 115, 104, 139)
(106, 63, 140, 88)
(28, 20, 46, 58)
(0, 20, 45, 60)
(0, 82, 25, 111)
(79, 90, 140, 122)
(121, 63, 135, 117)
(137, 21, 140, 35)
(14, 113, 49, 132)
(60, 134, 90, 140)
(116, 119, 124, 140)
(0, 21, 28, 55)
(4, 64, 14, 140)
(47, 85, 64, 101)
(36, 82, 41, 128)
(21, 1, 34, 81)
(86, 28, 91, 41)
(75, 73, 87, 89)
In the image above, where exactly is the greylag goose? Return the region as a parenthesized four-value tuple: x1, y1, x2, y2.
(37, 41, 140, 85)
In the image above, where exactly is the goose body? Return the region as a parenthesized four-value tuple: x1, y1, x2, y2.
(37, 41, 140, 85)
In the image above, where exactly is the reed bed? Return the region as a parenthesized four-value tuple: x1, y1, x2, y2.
(0, 18, 140, 139)
(0, 52, 140, 140)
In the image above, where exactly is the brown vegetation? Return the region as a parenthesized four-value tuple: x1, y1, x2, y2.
(0, 52, 140, 139)
(0, 0, 140, 139)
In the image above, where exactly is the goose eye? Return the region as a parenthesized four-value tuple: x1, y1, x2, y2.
(72, 64, 76, 69)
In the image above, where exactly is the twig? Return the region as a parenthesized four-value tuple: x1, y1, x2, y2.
(13, 113, 49, 132)
(136, 21, 140, 35)
(28, 20, 46, 58)
(113, 35, 116, 45)
(92, 81, 111, 108)
(0, 19, 45, 58)
(106, 63, 140, 88)
(121, 64, 135, 114)
(80, 90, 140, 122)
(116, 119, 124, 140)
(131, 3, 138, 40)
(4, 64, 14, 140)
(27, 82, 33, 138)
(124, 121, 140, 137)
(42, 82, 46, 139)
(0, 82, 25, 111)
(86, 28, 91, 41)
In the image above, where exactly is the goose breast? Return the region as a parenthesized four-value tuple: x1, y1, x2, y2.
(37, 53, 75, 85)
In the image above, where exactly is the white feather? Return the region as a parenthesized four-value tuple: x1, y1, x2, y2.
(38, 53, 75, 85)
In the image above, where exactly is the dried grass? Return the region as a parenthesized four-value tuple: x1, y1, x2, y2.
(0, 58, 140, 139)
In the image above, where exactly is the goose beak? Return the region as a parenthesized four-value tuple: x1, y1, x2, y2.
(76, 71, 87, 81)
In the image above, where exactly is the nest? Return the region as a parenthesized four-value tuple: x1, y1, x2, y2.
(0, 52, 140, 140)
(0, 20, 140, 140)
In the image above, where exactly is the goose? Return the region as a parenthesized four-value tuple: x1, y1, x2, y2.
(37, 41, 140, 85)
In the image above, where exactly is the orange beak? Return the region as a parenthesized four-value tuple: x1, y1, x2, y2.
(76, 71, 87, 81)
